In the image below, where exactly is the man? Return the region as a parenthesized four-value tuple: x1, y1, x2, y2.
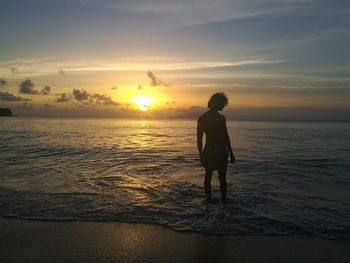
(197, 93, 235, 205)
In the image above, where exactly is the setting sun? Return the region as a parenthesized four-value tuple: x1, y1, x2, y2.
(134, 95, 154, 111)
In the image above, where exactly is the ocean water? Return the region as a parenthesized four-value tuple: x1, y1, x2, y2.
(0, 117, 349, 239)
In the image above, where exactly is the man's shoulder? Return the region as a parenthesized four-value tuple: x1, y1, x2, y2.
(214, 112, 226, 121)
(198, 110, 210, 121)
(198, 110, 226, 122)
(218, 113, 226, 120)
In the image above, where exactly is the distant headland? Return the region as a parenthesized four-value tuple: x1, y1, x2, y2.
(0, 108, 13, 116)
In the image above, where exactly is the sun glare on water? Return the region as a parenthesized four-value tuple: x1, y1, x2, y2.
(134, 95, 154, 111)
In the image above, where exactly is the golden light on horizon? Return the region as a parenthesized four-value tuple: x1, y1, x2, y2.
(134, 95, 154, 111)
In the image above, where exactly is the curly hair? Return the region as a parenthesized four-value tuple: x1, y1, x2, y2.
(208, 92, 228, 110)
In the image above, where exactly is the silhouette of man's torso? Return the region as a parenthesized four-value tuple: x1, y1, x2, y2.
(198, 110, 226, 149)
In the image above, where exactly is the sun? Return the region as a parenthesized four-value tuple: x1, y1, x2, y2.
(134, 95, 154, 111)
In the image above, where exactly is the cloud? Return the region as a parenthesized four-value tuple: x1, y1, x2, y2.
(0, 91, 28, 101)
(112, 86, 118, 90)
(147, 71, 170, 86)
(147, 71, 160, 86)
(71, 89, 119, 106)
(55, 93, 70, 103)
(137, 84, 142, 90)
(74, 0, 309, 29)
(58, 68, 66, 76)
(19, 81, 51, 96)
(19, 102, 34, 109)
(0, 78, 7, 87)
(91, 93, 119, 106)
(73, 89, 89, 101)
(10, 67, 18, 74)
(41, 86, 51, 95)
(173, 105, 206, 118)
(19, 79, 39, 94)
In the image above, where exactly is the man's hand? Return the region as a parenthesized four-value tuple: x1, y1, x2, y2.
(230, 152, 235, 164)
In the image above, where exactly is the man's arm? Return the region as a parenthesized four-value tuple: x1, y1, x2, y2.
(197, 119, 204, 163)
(224, 117, 235, 163)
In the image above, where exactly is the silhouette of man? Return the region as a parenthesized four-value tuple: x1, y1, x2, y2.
(197, 93, 235, 205)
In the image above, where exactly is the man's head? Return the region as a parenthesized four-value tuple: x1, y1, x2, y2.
(208, 92, 228, 111)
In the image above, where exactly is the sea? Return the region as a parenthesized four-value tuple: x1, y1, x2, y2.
(0, 117, 349, 239)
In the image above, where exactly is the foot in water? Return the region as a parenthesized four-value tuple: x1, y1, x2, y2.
(204, 198, 227, 209)
(205, 197, 221, 205)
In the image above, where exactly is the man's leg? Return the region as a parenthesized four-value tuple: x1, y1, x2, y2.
(204, 168, 213, 202)
(218, 168, 227, 204)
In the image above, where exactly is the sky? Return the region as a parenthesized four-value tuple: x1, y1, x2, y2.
(1, 0, 350, 120)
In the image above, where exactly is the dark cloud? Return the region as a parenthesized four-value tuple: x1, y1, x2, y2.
(0, 91, 27, 101)
(10, 67, 18, 74)
(20, 102, 33, 109)
(55, 93, 70, 103)
(19, 79, 39, 94)
(19, 80, 51, 96)
(147, 71, 170, 87)
(91, 93, 119, 106)
(112, 86, 118, 90)
(41, 86, 51, 95)
(73, 89, 89, 101)
(58, 68, 65, 76)
(137, 84, 142, 90)
(71, 89, 118, 106)
(0, 78, 7, 87)
(173, 106, 206, 119)
(147, 71, 160, 86)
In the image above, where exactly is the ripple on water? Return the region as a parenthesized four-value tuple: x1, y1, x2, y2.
(0, 118, 350, 239)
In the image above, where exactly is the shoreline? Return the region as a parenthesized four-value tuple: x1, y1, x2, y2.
(2, 115, 350, 122)
(1, 218, 349, 263)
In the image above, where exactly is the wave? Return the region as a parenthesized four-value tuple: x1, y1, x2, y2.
(1, 118, 350, 240)
(1, 182, 349, 240)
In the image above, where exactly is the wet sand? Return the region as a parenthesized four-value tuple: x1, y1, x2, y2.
(1, 218, 349, 263)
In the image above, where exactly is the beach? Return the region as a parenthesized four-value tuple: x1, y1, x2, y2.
(1, 119, 350, 262)
(1, 218, 349, 263)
